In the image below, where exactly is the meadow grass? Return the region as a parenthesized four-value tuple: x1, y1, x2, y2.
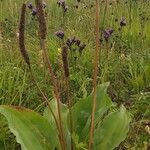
(0, 0, 150, 149)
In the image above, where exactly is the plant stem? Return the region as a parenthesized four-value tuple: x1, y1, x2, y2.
(65, 77, 73, 150)
(29, 68, 61, 136)
(88, 0, 100, 149)
(41, 39, 66, 150)
(61, 45, 73, 149)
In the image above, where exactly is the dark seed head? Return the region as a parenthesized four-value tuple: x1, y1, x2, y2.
(62, 45, 69, 77)
(19, 4, 30, 67)
(35, 0, 47, 39)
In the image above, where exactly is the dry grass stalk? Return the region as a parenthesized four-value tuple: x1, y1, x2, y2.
(61, 45, 73, 150)
(41, 41, 66, 150)
(88, 0, 100, 149)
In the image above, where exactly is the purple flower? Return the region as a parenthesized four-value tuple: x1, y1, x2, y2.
(55, 31, 64, 39)
(108, 29, 114, 35)
(66, 38, 74, 47)
(64, 5, 68, 12)
(103, 29, 114, 41)
(43, 2, 47, 8)
(57, 0, 68, 12)
(75, 39, 81, 46)
(79, 43, 86, 54)
(66, 38, 73, 47)
(57, 0, 65, 7)
(120, 17, 126, 27)
(28, 3, 33, 9)
(32, 8, 37, 16)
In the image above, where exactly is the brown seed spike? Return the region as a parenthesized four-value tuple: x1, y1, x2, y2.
(62, 45, 69, 78)
(19, 3, 30, 67)
(35, 0, 47, 39)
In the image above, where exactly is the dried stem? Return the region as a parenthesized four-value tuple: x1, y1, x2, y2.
(41, 40, 66, 150)
(88, 0, 100, 149)
(65, 79, 73, 150)
(61, 46, 73, 150)
(29, 69, 62, 142)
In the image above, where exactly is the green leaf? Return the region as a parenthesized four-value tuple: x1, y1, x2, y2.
(72, 132, 87, 150)
(0, 141, 4, 150)
(0, 105, 57, 150)
(80, 107, 108, 140)
(94, 106, 131, 150)
(72, 82, 113, 136)
(43, 99, 68, 130)
(43, 100, 70, 149)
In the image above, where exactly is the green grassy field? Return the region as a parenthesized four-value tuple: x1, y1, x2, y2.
(0, 0, 150, 149)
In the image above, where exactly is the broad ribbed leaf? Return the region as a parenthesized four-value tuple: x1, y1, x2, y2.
(72, 82, 113, 135)
(94, 106, 131, 150)
(43, 100, 70, 149)
(44, 99, 68, 129)
(0, 105, 57, 150)
(80, 107, 108, 141)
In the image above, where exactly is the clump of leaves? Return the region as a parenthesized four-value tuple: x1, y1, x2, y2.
(0, 83, 131, 150)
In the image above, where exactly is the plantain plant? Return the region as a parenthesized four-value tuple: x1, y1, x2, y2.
(0, 82, 131, 150)
(0, 0, 131, 150)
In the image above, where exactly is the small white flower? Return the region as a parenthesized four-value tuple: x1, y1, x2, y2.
(16, 32, 20, 38)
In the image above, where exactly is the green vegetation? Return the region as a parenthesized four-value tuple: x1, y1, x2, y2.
(0, 0, 150, 149)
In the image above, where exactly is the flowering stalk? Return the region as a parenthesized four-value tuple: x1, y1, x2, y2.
(88, 0, 100, 149)
(61, 45, 73, 150)
(35, 0, 66, 149)
(19, 3, 30, 68)
(19, 3, 62, 148)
